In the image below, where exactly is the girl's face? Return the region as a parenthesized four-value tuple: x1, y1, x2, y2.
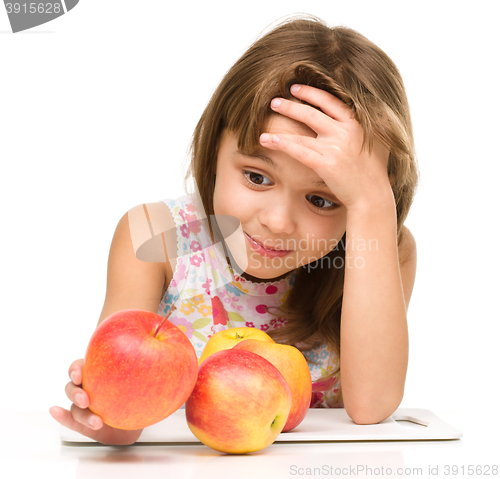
(213, 114, 347, 281)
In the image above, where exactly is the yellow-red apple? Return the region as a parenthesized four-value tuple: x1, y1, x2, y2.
(82, 308, 198, 430)
(233, 339, 311, 432)
(198, 326, 274, 365)
(185, 349, 292, 454)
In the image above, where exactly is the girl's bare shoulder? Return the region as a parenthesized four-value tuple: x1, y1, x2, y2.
(99, 202, 177, 322)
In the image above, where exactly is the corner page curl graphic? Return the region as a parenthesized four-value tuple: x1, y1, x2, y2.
(4, 0, 79, 33)
(127, 177, 248, 304)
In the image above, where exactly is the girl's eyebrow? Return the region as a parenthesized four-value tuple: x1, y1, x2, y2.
(235, 150, 281, 172)
(235, 150, 329, 188)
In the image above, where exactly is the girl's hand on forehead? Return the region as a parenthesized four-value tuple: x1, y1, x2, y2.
(260, 85, 393, 210)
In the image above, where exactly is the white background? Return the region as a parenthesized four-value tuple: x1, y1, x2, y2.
(1, 0, 498, 414)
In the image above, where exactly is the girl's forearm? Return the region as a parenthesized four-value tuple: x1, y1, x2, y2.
(340, 194, 409, 424)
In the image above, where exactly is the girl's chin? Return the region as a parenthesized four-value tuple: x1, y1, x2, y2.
(238, 270, 292, 283)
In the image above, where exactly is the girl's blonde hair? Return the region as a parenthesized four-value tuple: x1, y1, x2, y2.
(184, 15, 419, 405)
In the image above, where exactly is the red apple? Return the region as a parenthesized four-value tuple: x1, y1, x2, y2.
(233, 339, 312, 432)
(82, 308, 198, 430)
(185, 349, 292, 454)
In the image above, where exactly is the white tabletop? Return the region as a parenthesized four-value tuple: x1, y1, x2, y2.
(2, 410, 498, 479)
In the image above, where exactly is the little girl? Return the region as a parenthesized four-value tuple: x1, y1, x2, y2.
(50, 15, 418, 445)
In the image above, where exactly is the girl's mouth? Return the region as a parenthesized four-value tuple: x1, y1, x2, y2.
(244, 233, 292, 258)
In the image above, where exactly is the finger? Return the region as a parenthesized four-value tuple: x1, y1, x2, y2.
(65, 381, 89, 409)
(270, 97, 334, 136)
(49, 405, 102, 437)
(68, 359, 84, 385)
(260, 133, 321, 170)
(260, 132, 320, 154)
(289, 84, 353, 123)
(70, 403, 104, 430)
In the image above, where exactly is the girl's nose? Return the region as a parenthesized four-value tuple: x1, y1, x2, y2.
(258, 201, 296, 236)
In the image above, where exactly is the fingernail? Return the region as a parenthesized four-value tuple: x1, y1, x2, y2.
(70, 371, 76, 383)
(271, 98, 282, 109)
(291, 84, 301, 93)
(75, 393, 83, 407)
(272, 135, 280, 144)
(260, 133, 269, 143)
(89, 417, 96, 427)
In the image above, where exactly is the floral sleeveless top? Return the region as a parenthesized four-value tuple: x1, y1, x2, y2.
(156, 194, 342, 408)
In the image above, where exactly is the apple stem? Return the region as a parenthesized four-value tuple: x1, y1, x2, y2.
(154, 305, 177, 337)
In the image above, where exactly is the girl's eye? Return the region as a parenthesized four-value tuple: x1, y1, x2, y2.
(242, 170, 339, 211)
(306, 195, 339, 211)
(242, 170, 272, 187)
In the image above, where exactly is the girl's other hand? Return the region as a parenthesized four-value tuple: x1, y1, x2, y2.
(49, 359, 143, 445)
(261, 85, 393, 210)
